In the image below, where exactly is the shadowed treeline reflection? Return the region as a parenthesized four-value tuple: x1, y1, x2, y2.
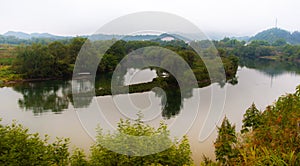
(153, 86, 184, 119)
(239, 57, 300, 77)
(12, 69, 192, 119)
(13, 81, 71, 115)
(12, 58, 298, 117)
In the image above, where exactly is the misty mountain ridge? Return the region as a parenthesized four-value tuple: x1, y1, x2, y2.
(250, 28, 300, 44)
(2, 28, 300, 45)
(2, 31, 193, 42)
(3, 31, 69, 40)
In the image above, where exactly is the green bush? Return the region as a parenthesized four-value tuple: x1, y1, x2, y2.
(89, 117, 193, 166)
(0, 119, 70, 165)
(203, 85, 300, 165)
(0, 115, 193, 166)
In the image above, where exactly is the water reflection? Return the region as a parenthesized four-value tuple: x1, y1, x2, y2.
(13, 81, 70, 115)
(13, 58, 300, 117)
(3, 58, 300, 165)
(71, 77, 94, 108)
(240, 57, 300, 76)
(13, 67, 193, 118)
(154, 87, 182, 119)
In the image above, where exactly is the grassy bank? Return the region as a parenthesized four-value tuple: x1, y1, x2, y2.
(0, 45, 20, 86)
(0, 66, 21, 87)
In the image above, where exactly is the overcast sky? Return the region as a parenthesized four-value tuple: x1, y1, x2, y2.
(1, 0, 300, 37)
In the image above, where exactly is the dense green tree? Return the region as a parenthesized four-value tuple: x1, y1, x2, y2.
(48, 41, 68, 61)
(214, 116, 238, 165)
(0, 119, 70, 165)
(272, 39, 287, 46)
(12, 38, 87, 79)
(89, 117, 193, 166)
(98, 54, 119, 72)
(13, 44, 57, 78)
(178, 50, 197, 68)
(105, 40, 126, 61)
(70, 148, 89, 166)
(241, 103, 262, 133)
(67, 37, 87, 64)
(124, 40, 159, 53)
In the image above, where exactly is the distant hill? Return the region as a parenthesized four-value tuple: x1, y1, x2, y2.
(89, 34, 158, 41)
(30, 33, 67, 39)
(231, 36, 250, 42)
(3, 28, 300, 45)
(0, 31, 193, 44)
(1, 31, 220, 42)
(3, 31, 69, 40)
(4, 31, 31, 39)
(250, 28, 300, 44)
(3, 31, 180, 42)
(89, 33, 191, 42)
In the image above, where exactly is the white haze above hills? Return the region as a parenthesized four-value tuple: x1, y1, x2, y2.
(2, 30, 249, 41)
(3, 28, 300, 44)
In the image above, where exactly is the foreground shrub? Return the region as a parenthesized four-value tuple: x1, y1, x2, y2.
(0, 119, 69, 165)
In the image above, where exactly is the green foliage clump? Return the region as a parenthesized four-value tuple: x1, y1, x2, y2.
(89, 117, 193, 166)
(241, 103, 262, 133)
(0, 115, 193, 166)
(215, 37, 300, 62)
(70, 148, 89, 166)
(0, 119, 70, 165)
(0, 66, 21, 84)
(214, 117, 238, 165)
(0, 44, 16, 65)
(10, 38, 239, 87)
(203, 85, 300, 165)
(13, 37, 87, 79)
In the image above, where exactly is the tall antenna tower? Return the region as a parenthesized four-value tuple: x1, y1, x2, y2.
(275, 18, 278, 28)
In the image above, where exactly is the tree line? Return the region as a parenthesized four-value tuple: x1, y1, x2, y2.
(0, 35, 71, 45)
(214, 37, 300, 61)
(204, 85, 300, 165)
(12, 38, 239, 84)
(13, 37, 86, 79)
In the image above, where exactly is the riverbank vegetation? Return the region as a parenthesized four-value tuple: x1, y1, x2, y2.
(0, 38, 239, 90)
(0, 116, 193, 165)
(202, 85, 300, 165)
(2, 84, 300, 165)
(0, 45, 21, 86)
(215, 37, 300, 62)
(3, 36, 300, 88)
(2, 36, 300, 86)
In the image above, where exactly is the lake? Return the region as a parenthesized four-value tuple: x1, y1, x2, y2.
(0, 58, 300, 164)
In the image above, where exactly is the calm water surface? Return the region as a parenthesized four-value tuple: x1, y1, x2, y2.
(0, 59, 300, 165)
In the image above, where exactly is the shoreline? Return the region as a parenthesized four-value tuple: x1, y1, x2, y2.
(0, 77, 68, 87)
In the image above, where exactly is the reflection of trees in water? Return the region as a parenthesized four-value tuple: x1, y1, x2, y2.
(151, 77, 194, 119)
(114, 64, 196, 119)
(153, 87, 183, 119)
(71, 92, 94, 108)
(13, 62, 236, 118)
(13, 81, 71, 115)
(239, 57, 300, 77)
(11, 73, 124, 115)
(14, 79, 96, 115)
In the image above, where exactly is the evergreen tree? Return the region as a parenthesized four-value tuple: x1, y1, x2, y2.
(241, 103, 262, 133)
(214, 116, 237, 165)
